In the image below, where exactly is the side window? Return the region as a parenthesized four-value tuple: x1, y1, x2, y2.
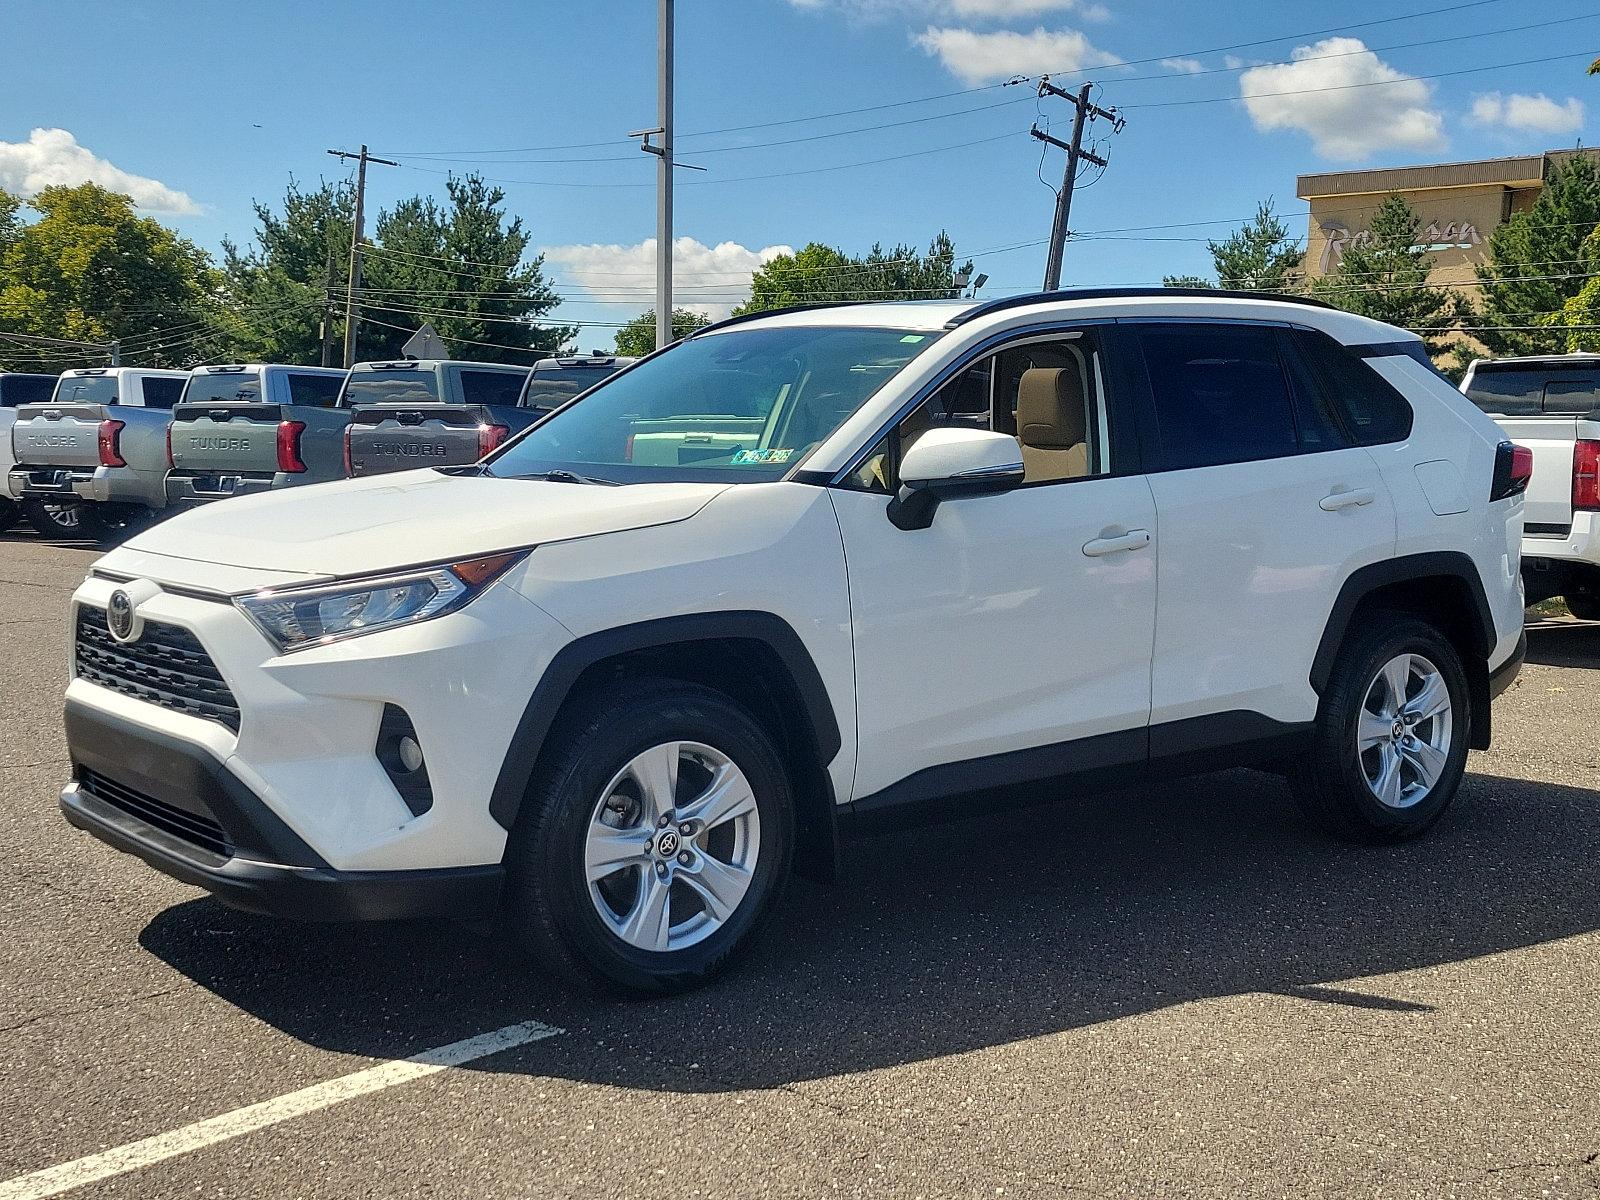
(1136, 324, 1298, 470)
(1273, 330, 1349, 453)
(140, 377, 185, 410)
(287, 373, 344, 408)
(459, 370, 525, 407)
(1291, 329, 1414, 445)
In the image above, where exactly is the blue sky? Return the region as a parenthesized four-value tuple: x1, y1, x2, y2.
(1, 0, 1595, 339)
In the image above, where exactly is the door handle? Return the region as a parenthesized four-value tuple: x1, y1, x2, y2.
(1320, 487, 1376, 512)
(1082, 528, 1152, 557)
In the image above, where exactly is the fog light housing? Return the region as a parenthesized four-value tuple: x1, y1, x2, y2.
(376, 705, 433, 817)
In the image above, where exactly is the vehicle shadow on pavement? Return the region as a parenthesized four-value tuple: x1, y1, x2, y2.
(1525, 618, 1600, 668)
(138, 763, 1600, 1091)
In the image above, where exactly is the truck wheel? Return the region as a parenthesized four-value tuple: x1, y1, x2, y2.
(504, 679, 794, 995)
(21, 498, 101, 541)
(1565, 592, 1600, 621)
(0, 499, 16, 535)
(1290, 614, 1470, 844)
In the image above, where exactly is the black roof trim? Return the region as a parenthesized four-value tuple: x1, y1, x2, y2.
(946, 287, 1337, 329)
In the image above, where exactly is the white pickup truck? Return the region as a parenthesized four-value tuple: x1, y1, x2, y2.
(1461, 354, 1600, 618)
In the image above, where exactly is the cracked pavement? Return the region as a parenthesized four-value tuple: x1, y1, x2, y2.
(2, 530, 1599, 1198)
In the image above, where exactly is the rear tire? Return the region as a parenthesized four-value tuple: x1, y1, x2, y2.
(1290, 613, 1470, 844)
(1565, 592, 1600, 621)
(0, 499, 16, 535)
(503, 679, 794, 996)
(22, 498, 101, 541)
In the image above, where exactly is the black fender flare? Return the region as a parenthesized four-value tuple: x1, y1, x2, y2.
(487, 610, 843, 832)
(1310, 550, 1497, 747)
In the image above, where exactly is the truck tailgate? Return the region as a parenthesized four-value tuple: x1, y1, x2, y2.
(168, 403, 286, 475)
(345, 404, 503, 477)
(11, 404, 105, 469)
(1497, 415, 1578, 531)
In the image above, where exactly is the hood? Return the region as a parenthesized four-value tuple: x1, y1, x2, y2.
(126, 470, 731, 577)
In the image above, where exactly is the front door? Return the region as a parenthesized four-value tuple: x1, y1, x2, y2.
(829, 328, 1158, 804)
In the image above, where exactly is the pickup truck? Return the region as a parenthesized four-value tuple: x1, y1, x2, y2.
(0, 372, 58, 534)
(339, 358, 536, 478)
(1462, 353, 1600, 618)
(7, 367, 186, 539)
(163, 364, 348, 506)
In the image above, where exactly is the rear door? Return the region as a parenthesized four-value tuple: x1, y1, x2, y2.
(1130, 321, 1397, 732)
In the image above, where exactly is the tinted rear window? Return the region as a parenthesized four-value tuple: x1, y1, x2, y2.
(341, 370, 441, 407)
(53, 375, 119, 405)
(522, 364, 623, 409)
(0, 375, 56, 407)
(1465, 362, 1600, 416)
(184, 371, 264, 404)
(1290, 329, 1413, 446)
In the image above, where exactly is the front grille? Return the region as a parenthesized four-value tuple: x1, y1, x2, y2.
(75, 606, 241, 732)
(78, 767, 234, 858)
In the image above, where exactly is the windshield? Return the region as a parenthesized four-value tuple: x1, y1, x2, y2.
(340, 370, 441, 408)
(53, 375, 119, 405)
(184, 371, 264, 404)
(522, 365, 623, 411)
(488, 325, 939, 484)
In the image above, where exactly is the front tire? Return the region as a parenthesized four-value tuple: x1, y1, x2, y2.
(504, 680, 794, 995)
(1291, 614, 1470, 843)
(22, 497, 101, 541)
(1565, 591, 1600, 621)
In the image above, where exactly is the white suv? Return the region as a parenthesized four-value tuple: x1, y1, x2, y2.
(60, 291, 1528, 993)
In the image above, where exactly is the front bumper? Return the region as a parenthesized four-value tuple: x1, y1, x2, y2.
(61, 698, 503, 920)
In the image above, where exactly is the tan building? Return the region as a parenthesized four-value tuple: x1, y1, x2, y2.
(1296, 148, 1600, 296)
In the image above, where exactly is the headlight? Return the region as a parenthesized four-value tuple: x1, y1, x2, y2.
(235, 551, 526, 653)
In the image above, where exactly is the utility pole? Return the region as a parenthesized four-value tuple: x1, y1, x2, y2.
(319, 240, 338, 368)
(1030, 80, 1122, 291)
(327, 145, 397, 367)
(631, 1, 674, 349)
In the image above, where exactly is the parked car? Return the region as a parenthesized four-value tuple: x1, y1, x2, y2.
(519, 352, 635, 415)
(7, 367, 186, 538)
(60, 290, 1526, 996)
(1462, 354, 1600, 618)
(163, 364, 348, 506)
(0, 372, 58, 534)
(340, 359, 535, 477)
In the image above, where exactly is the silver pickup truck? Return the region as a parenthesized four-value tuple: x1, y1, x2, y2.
(339, 358, 536, 477)
(7, 367, 187, 538)
(163, 364, 348, 507)
(0, 372, 58, 534)
(1462, 354, 1600, 617)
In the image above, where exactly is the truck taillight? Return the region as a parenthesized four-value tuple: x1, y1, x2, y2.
(164, 423, 175, 468)
(342, 424, 354, 477)
(1575, 439, 1600, 512)
(277, 420, 307, 474)
(1490, 440, 1533, 502)
(477, 424, 509, 458)
(97, 419, 126, 468)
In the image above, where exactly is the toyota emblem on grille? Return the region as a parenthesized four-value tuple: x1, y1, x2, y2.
(107, 590, 137, 642)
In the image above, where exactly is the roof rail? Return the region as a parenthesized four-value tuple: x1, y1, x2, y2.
(946, 287, 1336, 328)
(687, 300, 873, 339)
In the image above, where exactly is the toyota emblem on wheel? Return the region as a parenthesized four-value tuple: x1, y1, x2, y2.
(107, 590, 137, 642)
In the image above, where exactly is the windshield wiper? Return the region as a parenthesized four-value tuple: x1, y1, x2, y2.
(519, 469, 622, 487)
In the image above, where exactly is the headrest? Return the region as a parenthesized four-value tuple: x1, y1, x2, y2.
(1017, 368, 1087, 449)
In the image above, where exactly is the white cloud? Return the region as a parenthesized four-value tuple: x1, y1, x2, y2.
(1222, 54, 1250, 70)
(1469, 92, 1585, 135)
(1161, 57, 1204, 74)
(0, 128, 199, 215)
(541, 237, 794, 322)
(786, 0, 1106, 20)
(914, 26, 1121, 85)
(1239, 38, 1444, 162)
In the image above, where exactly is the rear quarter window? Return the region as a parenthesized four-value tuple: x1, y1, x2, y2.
(140, 377, 185, 410)
(459, 369, 526, 406)
(287, 373, 344, 408)
(1290, 329, 1414, 446)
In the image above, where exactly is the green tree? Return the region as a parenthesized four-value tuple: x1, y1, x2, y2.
(1163, 200, 1303, 291)
(0, 183, 218, 372)
(1469, 153, 1600, 357)
(614, 307, 710, 356)
(1311, 194, 1462, 357)
(735, 232, 971, 314)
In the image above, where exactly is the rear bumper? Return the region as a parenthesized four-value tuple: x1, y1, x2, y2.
(1489, 631, 1526, 701)
(72, 465, 166, 510)
(164, 472, 280, 506)
(60, 698, 503, 921)
(8, 465, 90, 501)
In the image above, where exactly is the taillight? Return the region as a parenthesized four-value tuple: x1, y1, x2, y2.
(98, 419, 126, 468)
(1490, 440, 1532, 502)
(477, 424, 509, 459)
(1575, 439, 1600, 512)
(277, 420, 307, 473)
(164, 423, 175, 468)
(342, 424, 354, 477)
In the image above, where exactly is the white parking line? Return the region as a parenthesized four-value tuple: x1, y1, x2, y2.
(0, 1020, 562, 1200)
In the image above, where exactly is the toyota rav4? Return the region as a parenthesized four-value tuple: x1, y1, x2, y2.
(59, 290, 1528, 994)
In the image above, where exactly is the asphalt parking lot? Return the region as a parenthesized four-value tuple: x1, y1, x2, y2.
(2, 531, 1598, 1199)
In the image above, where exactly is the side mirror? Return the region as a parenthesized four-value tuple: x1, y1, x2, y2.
(887, 427, 1024, 530)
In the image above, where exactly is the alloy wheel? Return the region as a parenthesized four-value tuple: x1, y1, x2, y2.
(1356, 652, 1453, 809)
